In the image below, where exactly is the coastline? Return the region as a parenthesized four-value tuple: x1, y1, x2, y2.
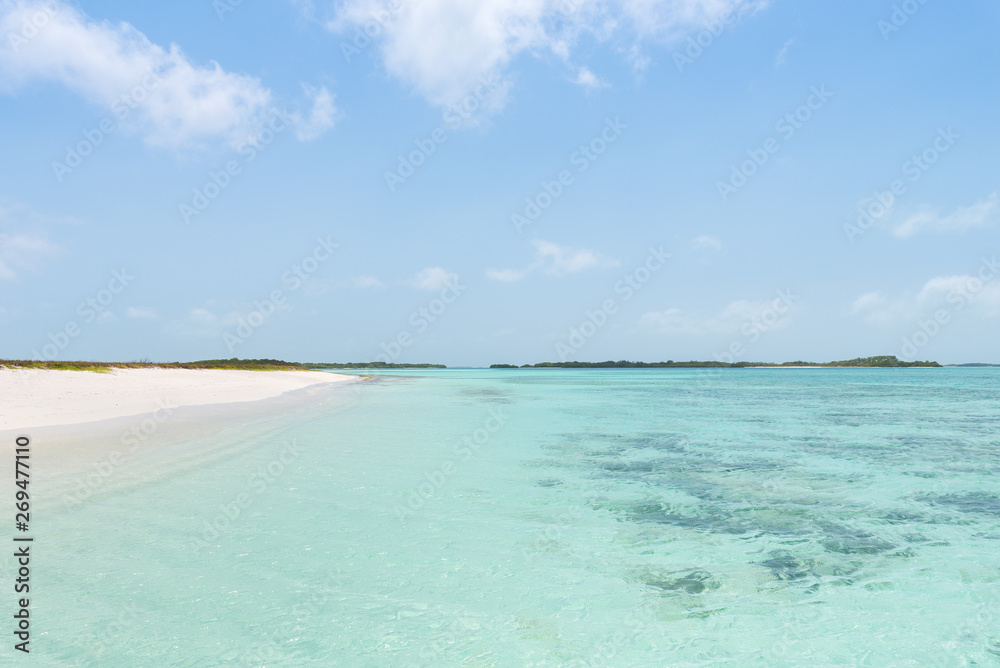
(0, 367, 356, 432)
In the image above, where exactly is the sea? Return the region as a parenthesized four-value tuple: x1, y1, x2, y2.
(24, 368, 1000, 666)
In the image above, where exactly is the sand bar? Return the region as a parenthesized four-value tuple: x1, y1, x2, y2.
(0, 368, 355, 431)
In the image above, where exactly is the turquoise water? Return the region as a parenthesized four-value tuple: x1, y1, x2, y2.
(25, 369, 1000, 665)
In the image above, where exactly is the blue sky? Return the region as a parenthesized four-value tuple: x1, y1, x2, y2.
(1, 0, 998, 366)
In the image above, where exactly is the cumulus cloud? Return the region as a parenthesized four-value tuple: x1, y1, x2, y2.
(329, 0, 767, 110)
(892, 193, 999, 238)
(0, 0, 334, 148)
(487, 239, 617, 282)
(850, 265, 1000, 325)
(408, 266, 459, 290)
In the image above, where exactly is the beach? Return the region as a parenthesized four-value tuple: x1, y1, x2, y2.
(0, 367, 354, 431)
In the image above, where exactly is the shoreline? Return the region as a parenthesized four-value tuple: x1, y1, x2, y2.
(0, 368, 357, 432)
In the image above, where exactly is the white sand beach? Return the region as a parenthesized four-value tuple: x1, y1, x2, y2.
(0, 368, 354, 431)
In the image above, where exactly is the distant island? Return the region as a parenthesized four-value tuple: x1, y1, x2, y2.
(491, 356, 942, 369)
(308, 362, 447, 369)
(1, 358, 447, 371)
(947, 363, 1000, 367)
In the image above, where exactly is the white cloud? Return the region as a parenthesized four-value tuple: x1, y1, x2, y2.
(574, 66, 604, 88)
(408, 266, 459, 290)
(692, 234, 722, 251)
(486, 267, 531, 283)
(487, 239, 617, 282)
(126, 307, 158, 319)
(291, 84, 338, 141)
(0, 1, 334, 148)
(329, 0, 767, 110)
(534, 239, 614, 275)
(641, 295, 793, 335)
(0, 200, 65, 280)
(851, 291, 886, 314)
(775, 38, 793, 67)
(892, 193, 999, 238)
(850, 267, 1000, 325)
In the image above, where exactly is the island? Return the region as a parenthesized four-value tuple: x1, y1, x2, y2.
(491, 356, 942, 369)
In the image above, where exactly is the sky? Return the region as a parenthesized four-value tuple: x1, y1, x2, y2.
(0, 0, 998, 367)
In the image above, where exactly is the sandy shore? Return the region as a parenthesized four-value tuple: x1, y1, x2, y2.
(0, 368, 355, 431)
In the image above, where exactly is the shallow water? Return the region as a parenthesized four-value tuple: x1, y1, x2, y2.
(23, 369, 1000, 666)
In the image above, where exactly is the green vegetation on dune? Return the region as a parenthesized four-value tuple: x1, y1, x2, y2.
(491, 356, 942, 369)
(0, 359, 307, 371)
(0, 358, 448, 371)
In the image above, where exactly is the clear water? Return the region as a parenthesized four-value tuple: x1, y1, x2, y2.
(24, 369, 1000, 666)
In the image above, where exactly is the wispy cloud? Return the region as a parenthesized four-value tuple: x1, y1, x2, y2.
(692, 234, 722, 251)
(892, 193, 998, 238)
(640, 297, 793, 335)
(775, 38, 794, 67)
(0, 200, 66, 280)
(125, 307, 158, 320)
(408, 266, 459, 290)
(487, 239, 617, 282)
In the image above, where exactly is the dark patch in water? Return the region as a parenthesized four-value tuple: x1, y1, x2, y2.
(645, 569, 718, 595)
(818, 525, 896, 555)
(718, 459, 781, 473)
(917, 492, 1000, 515)
(536, 478, 562, 488)
(625, 502, 751, 535)
(881, 510, 927, 524)
(760, 551, 811, 581)
(902, 532, 930, 543)
(599, 461, 658, 474)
